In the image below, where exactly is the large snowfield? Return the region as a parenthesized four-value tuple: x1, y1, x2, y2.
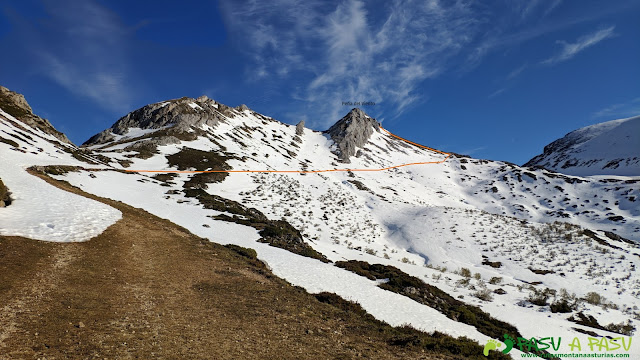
(1, 98, 638, 357)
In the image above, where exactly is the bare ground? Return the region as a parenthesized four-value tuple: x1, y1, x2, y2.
(0, 171, 473, 359)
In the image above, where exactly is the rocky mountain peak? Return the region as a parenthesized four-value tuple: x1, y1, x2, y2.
(83, 96, 240, 146)
(0, 86, 71, 144)
(325, 108, 380, 162)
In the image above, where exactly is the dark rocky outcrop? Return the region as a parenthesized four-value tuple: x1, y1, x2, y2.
(83, 96, 238, 146)
(295, 120, 305, 136)
(0, 178, 12, 207)
(0, 86, 71, 144)
(325, 108, 380, 163)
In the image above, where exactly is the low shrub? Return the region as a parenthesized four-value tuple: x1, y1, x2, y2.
(224, 244, 258, 259)
(335, 260, 522, 340)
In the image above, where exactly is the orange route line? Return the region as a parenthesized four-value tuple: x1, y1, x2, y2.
(124, 126, 451, 174)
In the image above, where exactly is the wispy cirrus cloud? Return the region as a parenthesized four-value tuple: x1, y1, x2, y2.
(221, 0, 484, 127)
(220, 0, 630, 128)
(488, 88, 507, 99)
(507, 63, 528, 80)
(6, 0, 134, 113)
(592, 97, 640, 119)
(542, 26, 616, 65)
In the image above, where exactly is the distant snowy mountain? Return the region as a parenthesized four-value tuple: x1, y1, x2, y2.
(525, 116, 640, 176)
(3, 88, 639, 356)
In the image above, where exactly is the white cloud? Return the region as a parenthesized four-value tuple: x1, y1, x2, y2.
(592, 97, 640, 119)
(221, 0, 482, 128)
(456, 145, 487, 156)
(19, 0, 134, 113)
(507, 63, 528, 80)
(542, 26, 616, 65)
(488, 88, 507, 99)
(543, 0, 563, 17)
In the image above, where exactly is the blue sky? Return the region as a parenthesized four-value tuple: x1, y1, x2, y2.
(1, 0, 638, 164)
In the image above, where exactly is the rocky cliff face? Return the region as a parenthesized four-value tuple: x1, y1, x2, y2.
(0, 86, 71, 144)
(83, 96, 238, 146)
(325, 108, 380, 162)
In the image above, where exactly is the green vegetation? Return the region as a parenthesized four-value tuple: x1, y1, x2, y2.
(125, 141, 159, 159)
(550, 289, 577, 313)
(224, 244, 258, 259)
(166, 147, 232, 171)
(40, 165, 81, 176)
(166, 147, 233, 186)
(584, 291, 603, 305)
(184, 188, 328, 263)
(183, 172, 228, 189)
(527, 287, 555, 306)
(550, 299, 575, 313)
(314, 292, 511, 359)
(152, 173, 177, 184)
(605, 321, 635, 336)
(335, 260, 523, 340)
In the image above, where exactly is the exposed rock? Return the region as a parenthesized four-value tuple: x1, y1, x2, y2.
(124, 136, 182, 153)
(295, 120, 305, 136)
(325, 108, 380, 163)
(0, 86, 72, 144)
(0, 178, 12, 207)
(83, 96, 231, 146)
(236, 104, 249, 112)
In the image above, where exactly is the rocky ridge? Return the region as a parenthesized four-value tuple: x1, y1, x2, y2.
(0, 86, 71, 144)
(525, 115, 640, 176)
(83, 96, 244, 146)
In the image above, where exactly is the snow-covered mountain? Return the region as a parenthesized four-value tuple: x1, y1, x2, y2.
(2, 90, 639, 357)
(525, 116, 640, 176)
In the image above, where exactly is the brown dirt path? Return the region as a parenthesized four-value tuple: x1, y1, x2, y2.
(0, 171, 460, 359)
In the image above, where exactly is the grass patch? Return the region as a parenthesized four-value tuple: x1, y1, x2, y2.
(335, 260, 523, 340)
(37, 165, 82, 176)
(167, 147, 233, 187)
(152, 173, 177, 184)
(314, 292, 510, 359)
(166, 147, 232, 171)
(224, 244, 258, 260)
(183, 172, 228, 189)
(184, 189, 328, 263)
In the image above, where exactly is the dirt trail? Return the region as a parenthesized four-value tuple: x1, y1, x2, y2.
(0, 171, 458, 359)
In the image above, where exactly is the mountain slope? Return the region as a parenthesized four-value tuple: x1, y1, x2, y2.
(2, 171, 479, 359)
(0, 99, 121, 241)
(64, 95, 640, 356)
(3, 88, 639, 356)
(1, 86, 511, 358)
(525, 116, 640, 176)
